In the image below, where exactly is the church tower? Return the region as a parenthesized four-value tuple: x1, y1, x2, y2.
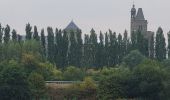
(131, 4, 148, 34)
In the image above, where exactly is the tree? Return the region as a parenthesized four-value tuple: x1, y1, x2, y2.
(55, 29, 63, 68)
(61, 30, 69, 68)
(155, 27, 166, 61)
(89, 28, 98, 67)
(25, 23, 32, 40)
(33, 26, 40, 41)
(0, 61, 31, 100)
(109, 31, 118, 66)
(98, 68, 131, 100)
(104, 32, 109, 66)
(131, 30, 137, 50)
(130, 60, 166, 100)
(96, 32, 105, 67)
(149, 33, 155, 59)
(168, 31, 170, 58)
(40, 29, 46, 57)
(75, 29, 83, 67)
(83, 34, 91, 67)
(68, 31, 77, 66)
(117, 33, 123, 64)
(122, 30, 130, 57)
(47, 27, 55, 63)
(3, 25, 10, 43)
(123, 50, 145, 69)
(28, 72, 46, 100)
(12, 29, 17, 41)
(63, 66, 85, 81)
(0, 24, 3, 43)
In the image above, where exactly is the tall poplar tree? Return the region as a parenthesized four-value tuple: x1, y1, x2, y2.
(47, 27, 55, 63)
(55, 29, 63, 67)
(117, 33, 123, 64)
(0, 24, 3, 43)
(149, 33, 155, 59)
(62, 30, 69, 68)
(4, 25, 10, 44)
(40, 29, 46, 57)
(83, 34, 91, 67)
(109, 31, 118, 66)
(68, 31, 77, 66)
(131, 31, 137, 50)
(76, 29, 83, 67)
(33, 26, 40, 41)
(25, 23, 32, 40)
(89, 28, 98, 67)
(167, 31, 170, 58)
(96, 31, 105, 67)
(104, 32, 109, 66)
(155, 27, 166, 61)
(12, 29, 17, 41)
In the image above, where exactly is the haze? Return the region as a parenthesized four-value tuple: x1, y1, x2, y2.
(0, 0, 169, 35)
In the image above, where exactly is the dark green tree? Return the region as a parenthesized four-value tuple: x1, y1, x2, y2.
(0, 24, 3, 43)
(4, 25, 10, 44)
(131, 31, 137, 50)
(89, 28, 98, 67)
(149, 33, 155, 59)
(25, 23, 32, 40)
(117, 33, 123, 64)
(68, 31, 77, 66)
(168, 31, 170, 58)
(55, 29, 63, 68)
(12, 29, 17, 41)
(104, 32, 109, 66)
(109, 31, 118, 66)
(75, 29, 83, 67)
(40, 29, 46, 57)
(0, 61, 31, 100)
(96, 31, 105, 67)
(83, 34, 91, 67)
(155, 27, 166, 61)
(62, 30, 69, 68)
(33, 26, 40, 41)
(122, 30, 130, 57)
(47, 27, 55, 63)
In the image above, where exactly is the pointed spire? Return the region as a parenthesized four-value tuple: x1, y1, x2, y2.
(65, 20, 79, 31)
(136, 8, 145, 20)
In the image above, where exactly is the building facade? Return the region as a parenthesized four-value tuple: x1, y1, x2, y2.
(130, 4, 154, 39)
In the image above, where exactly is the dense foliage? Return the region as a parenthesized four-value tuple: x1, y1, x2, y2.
(0, 23, 169, 99)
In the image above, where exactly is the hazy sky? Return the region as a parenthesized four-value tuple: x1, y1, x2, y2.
(0, 0, 169, 35)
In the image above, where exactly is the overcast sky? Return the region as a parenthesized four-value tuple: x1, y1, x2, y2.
(0, 0, 169, 35)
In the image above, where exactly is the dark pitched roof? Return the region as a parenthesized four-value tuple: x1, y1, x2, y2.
(136, 8, 145, 20)
(65, 21, 79, 31)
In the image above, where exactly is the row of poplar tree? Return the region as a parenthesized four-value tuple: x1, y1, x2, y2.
(0, 23, 170, 68)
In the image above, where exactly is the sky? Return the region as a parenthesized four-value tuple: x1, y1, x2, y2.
(0, 0, 169, 35)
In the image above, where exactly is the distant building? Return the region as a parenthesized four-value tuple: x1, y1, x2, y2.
(64, 20, 80, 32)
(130, 4, 154, 40)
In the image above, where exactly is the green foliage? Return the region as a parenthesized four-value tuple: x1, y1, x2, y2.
(25, 23, 32, 40)
(129, 60, 166, 100)
(3, 25, 10, 44)
(98, 67, 131, 100)
(28, 72, 46, 99)
(0, 61, 31, 100)
(155, 27, 166, 61)
(63, 66, 85, 81)
(123, 50, 145, 68)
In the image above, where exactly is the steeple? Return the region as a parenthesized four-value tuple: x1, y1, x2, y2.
(65, 20, 79, 31)
(131, 4, 136, 18)
(136, 8, 145, 20)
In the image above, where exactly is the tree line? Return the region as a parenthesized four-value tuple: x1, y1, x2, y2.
(0, 23, 170, 68)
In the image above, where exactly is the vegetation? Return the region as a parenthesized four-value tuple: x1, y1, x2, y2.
(0, 23, 169, 99)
